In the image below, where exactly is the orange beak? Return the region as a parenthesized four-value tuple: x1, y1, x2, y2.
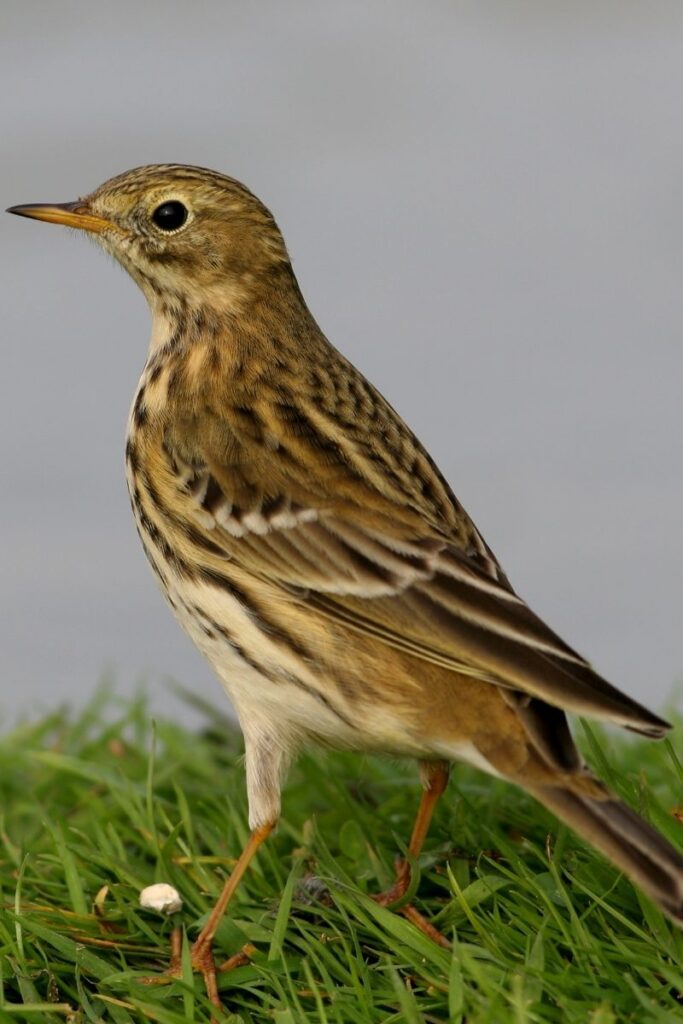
(6, 201, 113, 234)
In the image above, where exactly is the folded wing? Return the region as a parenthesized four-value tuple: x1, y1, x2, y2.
(164, 380, 669, 740)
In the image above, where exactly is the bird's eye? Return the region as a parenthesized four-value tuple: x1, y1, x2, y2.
(151, 201, 188, 232)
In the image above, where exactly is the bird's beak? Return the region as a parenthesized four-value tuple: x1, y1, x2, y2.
(6, 201, 113, 235)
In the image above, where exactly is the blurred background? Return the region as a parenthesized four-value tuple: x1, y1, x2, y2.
(1, 1, 682, 725)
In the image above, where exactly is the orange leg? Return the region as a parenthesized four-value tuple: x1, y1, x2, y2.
(374, 760, 450, 947)
(141, 821, 276, 1017)
(190, 820, 275, 1012)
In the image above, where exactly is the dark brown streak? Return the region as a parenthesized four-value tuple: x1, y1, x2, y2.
(201, 475, 226, 514)
(261, 494, 288, 518)
(197, 566, 355, 716)
(134, 468, 201, 578)
(334, 536, 401, 587)
(196, 614, 265, 676)
(132, 388, 147, 428)
(275, 401, 346, 462)
(183, 523, 229, 559)
(125, 437, 139, 472)
(198, 568, 309, 663)
(147, 361, 163, 385)
(230, 403, 263, 437)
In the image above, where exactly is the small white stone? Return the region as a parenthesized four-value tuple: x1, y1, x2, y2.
(139, 883, 183, 915)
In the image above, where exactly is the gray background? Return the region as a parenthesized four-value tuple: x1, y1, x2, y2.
(1, 1, 682, 725)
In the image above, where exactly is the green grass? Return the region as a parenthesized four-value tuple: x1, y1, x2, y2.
(1, 688, 682, 1023)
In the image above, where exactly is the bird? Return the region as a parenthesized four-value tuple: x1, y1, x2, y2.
(8, 165, 683, 1011)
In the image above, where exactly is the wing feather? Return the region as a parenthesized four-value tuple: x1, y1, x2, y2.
(162, 388, 669, 740)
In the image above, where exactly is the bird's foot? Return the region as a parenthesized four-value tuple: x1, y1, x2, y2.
(373, 857, 412, 907)
(373, 857, 450, 949)
(140, 927, 254, 1020)
(138, 822, 273, 1019)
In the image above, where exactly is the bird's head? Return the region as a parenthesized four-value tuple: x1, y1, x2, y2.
(7, 164, 292, 315)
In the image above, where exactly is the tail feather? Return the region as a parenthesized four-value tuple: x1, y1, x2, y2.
(529, 782, 683, 924)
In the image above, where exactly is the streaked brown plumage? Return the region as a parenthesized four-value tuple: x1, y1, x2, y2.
(8, 165, 683, 1008)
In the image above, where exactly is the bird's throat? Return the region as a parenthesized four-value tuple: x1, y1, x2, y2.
(149, 308, 178, 356)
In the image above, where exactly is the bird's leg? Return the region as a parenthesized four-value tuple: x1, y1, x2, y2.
(188, 723, 289, 1009)
(375, 760, 449, 903)
(373, 759, 450, 947)
(183, 820, 276, 1013)
(141, 820, 275, 1015)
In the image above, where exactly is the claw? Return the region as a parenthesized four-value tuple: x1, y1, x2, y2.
(217, 943, 256, 973)
(372, 857, 411, 907)
(373, 859, 450, 948)
(139, 930, 255, 1022)
(370, 762, 452, 951)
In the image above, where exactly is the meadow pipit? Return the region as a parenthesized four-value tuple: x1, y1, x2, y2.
(8, 165, 683, 1010)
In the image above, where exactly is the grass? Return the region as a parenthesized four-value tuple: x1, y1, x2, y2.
(1, 687, 682, 1023)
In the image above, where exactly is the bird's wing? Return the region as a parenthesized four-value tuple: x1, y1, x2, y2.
(165, 377, 667, 738)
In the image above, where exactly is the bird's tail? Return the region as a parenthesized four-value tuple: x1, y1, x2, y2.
(527, 780, 683, 924)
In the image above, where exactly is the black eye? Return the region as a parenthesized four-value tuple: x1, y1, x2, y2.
(151, 201, 188, 231)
